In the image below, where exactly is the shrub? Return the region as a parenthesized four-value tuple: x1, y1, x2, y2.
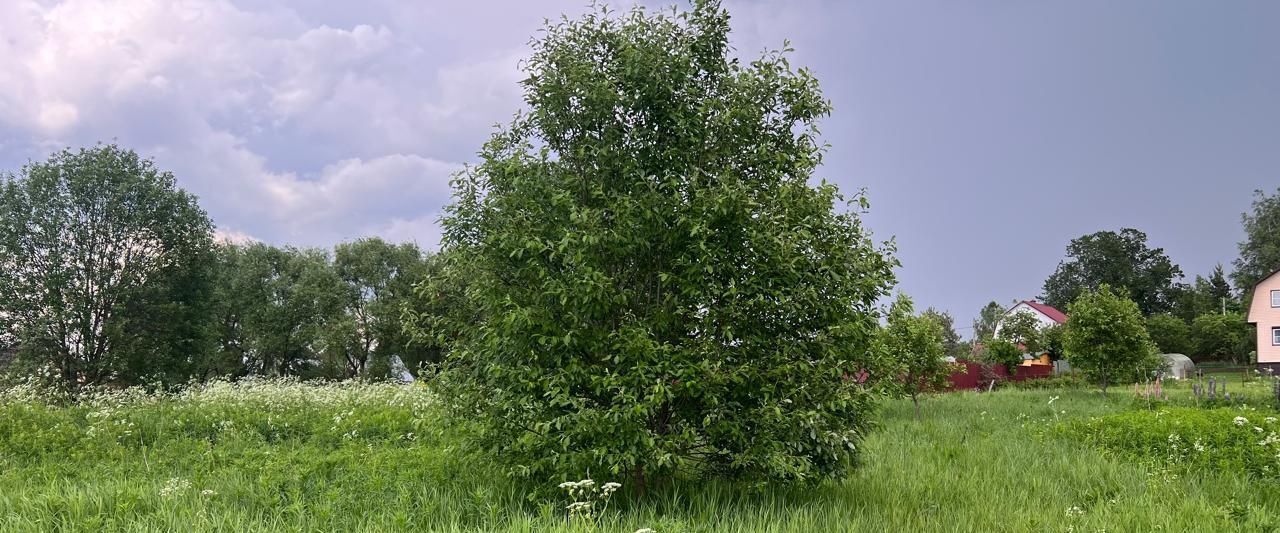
(426, 2, 896, 489)
(1190, 313, 1252, 364)
(981, 338, 1023, 377)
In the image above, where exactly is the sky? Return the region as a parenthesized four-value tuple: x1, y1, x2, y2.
(1, 0, 1277, 335)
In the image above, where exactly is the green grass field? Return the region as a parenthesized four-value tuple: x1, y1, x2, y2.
(1, 378, 1278, 532)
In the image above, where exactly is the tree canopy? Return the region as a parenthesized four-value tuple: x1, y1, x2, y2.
(1232, 188, 1280, 292)
(0, 145, 214, 388)
(427, 1, 896, 488)
(1041, 228, 1182, 316)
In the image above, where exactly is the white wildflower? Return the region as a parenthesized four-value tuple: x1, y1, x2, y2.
(635, 529, 656, 533)
(200, 489, 216, 497)
(1048, 396, 1059, 405)
(1234, 416, 1249, 427)
(159, 477, 191, 498)
(1065, 506, 1085, 517)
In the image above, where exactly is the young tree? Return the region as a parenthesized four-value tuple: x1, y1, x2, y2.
(1041, 228, 1182, 316)
(972, 301, 1005, 341)
(1145, 313, 1191, 355)
(428, 1, 896, 488)
(0, 145, 214, 388)
(880, 296, 951, 419)
(1062, 285, 1160, 394)
(1232, 188, 1280, 292)
(921, 307, 962, 357)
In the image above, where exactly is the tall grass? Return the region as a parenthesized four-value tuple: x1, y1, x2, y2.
(1, 379, 1277, 531)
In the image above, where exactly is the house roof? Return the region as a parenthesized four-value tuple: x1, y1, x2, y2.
(1016, 300, 1068, 324)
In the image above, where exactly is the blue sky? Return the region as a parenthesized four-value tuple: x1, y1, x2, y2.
(1, 0, 1276, 334)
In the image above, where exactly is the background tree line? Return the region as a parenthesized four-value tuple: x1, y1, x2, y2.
(0, 145, 445, 388)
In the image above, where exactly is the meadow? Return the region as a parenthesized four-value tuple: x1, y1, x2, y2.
(1, 376, 1278, 532)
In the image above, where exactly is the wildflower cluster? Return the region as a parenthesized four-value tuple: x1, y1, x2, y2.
(557, 479, 623, 520)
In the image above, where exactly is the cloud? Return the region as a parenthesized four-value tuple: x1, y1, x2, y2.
(0, 0, 539, 248)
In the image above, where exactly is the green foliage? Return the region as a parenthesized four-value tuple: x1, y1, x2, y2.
(998, 311, 1043, 355)
(330, 238, 433, 379)
(0, 144, 215, 388)
(1041, 323, 1066, 361)
(1145, 313, 1191, 355)
(1232, 188, 1280, 291)
(921, 307, 962, 358)
(972, 301, 1004, 341)
(1063, 285, 1161, 393)
(878, 296, 952, 417)
(215, 244, 346, 377)
(1189, 313, 1252, 364)
(428, 1, 896, 487)
(981, 338, 1023, 376)
(1041, 228, 1183, 316)
(1060, 408, 1280, 481)
(1171, 265, 1240, 322)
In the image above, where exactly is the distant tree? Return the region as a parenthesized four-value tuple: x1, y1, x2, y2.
(228, 244, 345, 377)
(0, 145, 214, 388)
(997, 311, 1043, 355)
(972, 301, 1005, 341)
(1171, 265, 1240, 322)
(880, 296, 951, 419)
(1145, 313, 1191, 355)
(425, 1, 897, 488)
(1190, 313, 1251, 364)
(1232, 188, 1280, 292)
(330, 238, 431, 379)
(921, 307, 962, 357)
(1063, 285, 1160, 394)
(1041, 228, 1182, 316)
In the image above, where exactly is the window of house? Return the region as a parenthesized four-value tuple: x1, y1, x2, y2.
(1273, 290, 1280, 308)
(1274, 327, 1280, 346)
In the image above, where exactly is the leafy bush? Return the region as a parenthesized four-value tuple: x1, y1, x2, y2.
(427, 2, 896, 489)
(1059, 408, 1280, 480)
(981, 338, 1023, 377)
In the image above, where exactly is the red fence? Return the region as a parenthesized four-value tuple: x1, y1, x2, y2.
(946, 360, 1053, 391)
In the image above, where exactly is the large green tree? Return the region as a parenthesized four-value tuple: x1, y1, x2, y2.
(427, 1, 895, 488)
(0, 145, 214, 388)
(1062, 285, 1160, 394)
(222, 244, 345, 377)
(330, 238, 432, 379)
(1232, 188, 1280, 292)
(1041, 228, 1182, 316)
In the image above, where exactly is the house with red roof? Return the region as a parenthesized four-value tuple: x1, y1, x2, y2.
(995, 300, 1068, 366)
(1001, 300, 1068, 329)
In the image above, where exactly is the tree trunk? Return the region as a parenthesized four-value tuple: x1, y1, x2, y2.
(911, 393, 920, 420)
